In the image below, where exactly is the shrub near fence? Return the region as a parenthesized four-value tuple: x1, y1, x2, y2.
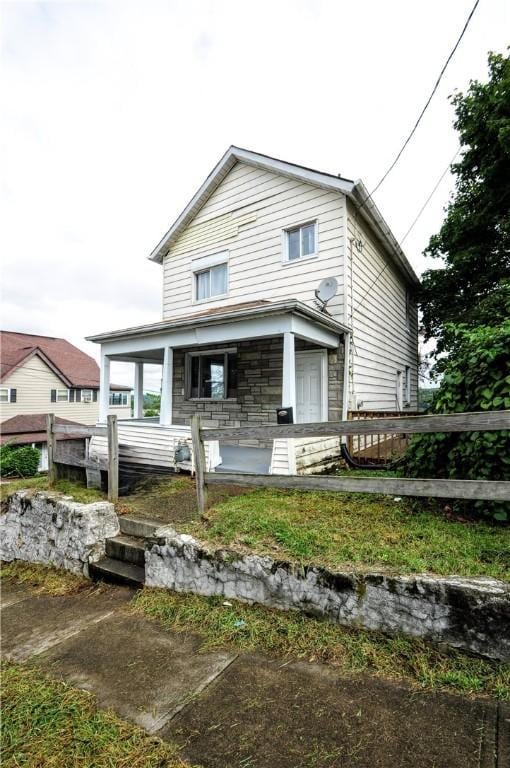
(191, 411, 510, 515)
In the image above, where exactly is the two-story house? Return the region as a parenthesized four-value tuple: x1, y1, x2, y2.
(87, 147, 419, 474)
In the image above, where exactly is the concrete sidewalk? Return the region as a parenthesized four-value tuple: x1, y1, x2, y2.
(1, 581, 508, 768)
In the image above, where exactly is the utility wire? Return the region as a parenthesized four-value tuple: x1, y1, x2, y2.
(399, 146, 461, 245)
(353, 149, 460, 314)
(369, 0, 480, 198)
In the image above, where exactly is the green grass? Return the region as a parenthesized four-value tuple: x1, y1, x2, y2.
(1, 662, 189, 768)
(182, 488, 510, 580)
(0, 477, 106, 504)
(1, 561, 91, 596)
(131, 588, 510, 700)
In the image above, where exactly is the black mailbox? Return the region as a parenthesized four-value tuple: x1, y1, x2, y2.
(276, 407, 294, 424)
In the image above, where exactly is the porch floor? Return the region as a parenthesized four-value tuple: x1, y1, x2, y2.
(217, 444, 272, 475)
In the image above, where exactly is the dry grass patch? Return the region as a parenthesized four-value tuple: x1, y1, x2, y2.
(1, 561, 91, 597)
(0, 477, 106, 505)
(1, 662, 190, 768)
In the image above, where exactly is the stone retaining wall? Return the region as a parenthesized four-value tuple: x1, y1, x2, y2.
(146, 529, 510, 662)
(0, 490, 119, 576)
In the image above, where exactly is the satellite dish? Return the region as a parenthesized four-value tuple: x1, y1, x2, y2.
(315, 277, 338, 312)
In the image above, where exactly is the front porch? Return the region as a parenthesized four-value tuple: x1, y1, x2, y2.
(87, 300, 349, 476)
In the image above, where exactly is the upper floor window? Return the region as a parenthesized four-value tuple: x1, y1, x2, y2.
(81, 389, 93, 403)
(284, 221, 317, 262)
(0, 388, 11, 403)
(109, 392, 129, 406)
(192, 252, 229, 303)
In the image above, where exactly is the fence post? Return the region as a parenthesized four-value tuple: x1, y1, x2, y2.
(191, 414, 208, 515)
(107, 414, 119, 503)
(46, 413, 57, 485)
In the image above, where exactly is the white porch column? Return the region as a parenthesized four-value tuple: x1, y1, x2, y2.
(282, 331, 296, 415)
(134, 362, 144, 419)
(159, 347, 173, 426)
(99, 352, 111, 423)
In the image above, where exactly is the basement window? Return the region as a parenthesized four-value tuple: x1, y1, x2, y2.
(187, 350, 237, 400)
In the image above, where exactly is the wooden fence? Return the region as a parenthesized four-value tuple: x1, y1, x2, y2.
(46, 413, 119, 502)
(191, 410, 510, 514)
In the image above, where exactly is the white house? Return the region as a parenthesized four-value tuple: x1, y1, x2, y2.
(87, 147, 419, 474)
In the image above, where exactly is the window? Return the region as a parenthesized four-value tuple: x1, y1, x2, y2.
(0, 388, 9, 403)
(109, 392, 128, 406)
(396, 371, 403, 410)
(405, 290, 412, 328)
(187, 350, 237, 400)
(284, 221, 317, 261)
(194, 263, 228, 301)
(56, 389, 69, 402)
(81, 389, 93, 403)
(404, 366, 411, 406)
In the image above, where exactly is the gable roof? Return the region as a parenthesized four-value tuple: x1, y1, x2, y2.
(0, 331, 130, 389)
(0, 414, 86, 445)
(149, 146, 420, 288)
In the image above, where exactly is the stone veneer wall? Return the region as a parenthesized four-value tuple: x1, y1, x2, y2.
(0, 491, 119, 575)
(146, 529, 510, 662)
(171, 337, 344, 446)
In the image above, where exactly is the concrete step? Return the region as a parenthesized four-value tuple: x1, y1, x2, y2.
(106, 535, 146, 567)
(118, 516, 160, 539)
(89, 557, 144, 587)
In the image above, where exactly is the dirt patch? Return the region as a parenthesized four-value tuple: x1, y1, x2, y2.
(164, 653, 497, 768)
(116, 475, 252, 525)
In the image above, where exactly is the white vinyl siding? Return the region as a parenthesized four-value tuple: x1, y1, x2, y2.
(346, 200, 418, 411)
(162, 162, 345, 319)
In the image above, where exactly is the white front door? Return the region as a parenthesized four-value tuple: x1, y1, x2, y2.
(295, 351, 325, 424)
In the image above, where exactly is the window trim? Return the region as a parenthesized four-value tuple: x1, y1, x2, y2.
(56, 388, 70, 402)
(191, 252, 229, 305)
(185, 347, 237, 401)
(109, 391, 129, 407)
(282, 220, 318, 264)
(0, 387, 10, 403)
(404, 366, 411, 406)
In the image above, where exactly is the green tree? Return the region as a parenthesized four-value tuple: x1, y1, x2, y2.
(420, 52, 510, 354)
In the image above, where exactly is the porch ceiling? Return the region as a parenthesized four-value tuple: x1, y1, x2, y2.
(87, 300, 348, 359)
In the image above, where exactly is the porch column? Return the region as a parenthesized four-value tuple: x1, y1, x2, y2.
(99, 352, 110, 423)
(159, 346, 173, 426)
(134, 362, 144, 419)
(282, 331, 296, 416)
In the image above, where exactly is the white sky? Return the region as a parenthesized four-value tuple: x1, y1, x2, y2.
(1, 0, 508, 390)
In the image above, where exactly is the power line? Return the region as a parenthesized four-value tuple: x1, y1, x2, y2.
(369, 0, 480, 197)
(353, 148, 460, 314)
(399, 146, 461, 245)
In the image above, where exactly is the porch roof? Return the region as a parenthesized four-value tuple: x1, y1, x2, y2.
(86, 299, 348, 358)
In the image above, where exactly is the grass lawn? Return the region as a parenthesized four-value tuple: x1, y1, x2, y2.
(131, 588, 510, 701)
(0, 476, 106, 504)
(182, 487, 510, 580)
(1, 662, 189, 768)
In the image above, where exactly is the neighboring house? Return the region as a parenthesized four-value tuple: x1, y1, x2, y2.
(87, 146, 419, 474)
(0, 331, 131, 426)
(0, 415, 88, 472)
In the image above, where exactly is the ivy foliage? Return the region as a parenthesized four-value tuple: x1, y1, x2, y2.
(419, 52, 510, 354)
(0, 443, 41, 478)
(402, 323, 510, 521)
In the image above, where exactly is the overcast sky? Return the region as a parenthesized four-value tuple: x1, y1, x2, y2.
(1, 0, 508, 390)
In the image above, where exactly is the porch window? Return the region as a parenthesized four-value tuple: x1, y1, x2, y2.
(284, 221, 317, 261)
(109, 392, 129, 406)
(195, 263, 228, 301)
(187, 350, 237, 400)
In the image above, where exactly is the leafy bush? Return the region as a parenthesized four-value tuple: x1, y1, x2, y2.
(402, 322, 510, 522)
(0, 443, 41, 478)
(143, 408, 159, 417)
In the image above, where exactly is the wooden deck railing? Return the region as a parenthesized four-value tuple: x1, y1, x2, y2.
(46, 414, 119, 502)
(347, 409, 421, 464)
(190, 411, 510, 514)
